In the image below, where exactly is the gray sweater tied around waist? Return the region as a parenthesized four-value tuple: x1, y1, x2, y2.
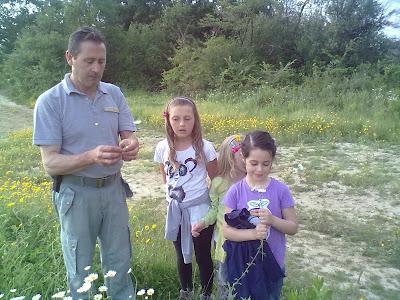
(165, 190, 211, 264)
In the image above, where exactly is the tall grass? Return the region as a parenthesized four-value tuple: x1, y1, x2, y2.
(126, 69, 400, 144)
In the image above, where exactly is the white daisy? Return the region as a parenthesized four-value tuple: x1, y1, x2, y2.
(77, 282, 91, 293)
(51, 291, 66, 299)
(104, 270, 117, 278)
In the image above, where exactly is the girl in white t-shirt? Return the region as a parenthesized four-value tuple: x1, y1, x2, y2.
(154, 97, 218, 300)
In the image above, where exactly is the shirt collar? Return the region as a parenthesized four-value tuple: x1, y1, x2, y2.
(62, 73, 109, 96)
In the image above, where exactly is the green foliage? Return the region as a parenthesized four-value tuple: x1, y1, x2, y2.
(162, 37, 248, 93)
(1, 29, 67, 105)
(284, 277, 333, 300)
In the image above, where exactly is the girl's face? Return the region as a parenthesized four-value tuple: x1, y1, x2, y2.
(169, 105, 195, 141)
(244, 147, 273, 184)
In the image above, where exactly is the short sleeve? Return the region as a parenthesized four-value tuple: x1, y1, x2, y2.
(281, 184, 295, 209)
(223, 184, 238, 210)
(204, 140, 217, 162)
(154, 140, 165, 164)
(33, 94, 62, 146)
(115, 87, 137, 132)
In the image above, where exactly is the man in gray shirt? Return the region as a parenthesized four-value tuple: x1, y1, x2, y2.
(33, 26, 138, 299)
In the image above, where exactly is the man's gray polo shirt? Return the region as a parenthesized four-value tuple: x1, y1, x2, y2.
(33, 74, 137, 178)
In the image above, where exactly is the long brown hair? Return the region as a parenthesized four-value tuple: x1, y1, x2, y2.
(164, 97, 204, 168)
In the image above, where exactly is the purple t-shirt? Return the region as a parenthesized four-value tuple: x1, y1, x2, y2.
(223, 177, 295, 268)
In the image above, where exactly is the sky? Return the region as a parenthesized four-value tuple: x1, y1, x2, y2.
(380, 0, 400, 39)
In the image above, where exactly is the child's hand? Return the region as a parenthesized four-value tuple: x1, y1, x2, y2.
(251, 208, 274, 225)
(254, 223, 268, 240)
(191, 221, 206, 237)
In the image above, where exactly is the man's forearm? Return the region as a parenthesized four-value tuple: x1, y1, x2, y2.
(41, 150, 94, 176)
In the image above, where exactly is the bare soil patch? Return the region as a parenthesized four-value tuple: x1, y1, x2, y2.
(123, 129, 400, 299)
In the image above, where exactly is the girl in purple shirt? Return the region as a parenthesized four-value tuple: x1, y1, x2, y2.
(223, 130, 299, 299)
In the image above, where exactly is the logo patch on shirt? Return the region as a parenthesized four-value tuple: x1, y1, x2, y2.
(104, 107, 119, 113)
(248, 199, 270, 210)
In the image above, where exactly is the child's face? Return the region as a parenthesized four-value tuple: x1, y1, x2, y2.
(244, 148, 273, 184)
(169, 105, 195, 140)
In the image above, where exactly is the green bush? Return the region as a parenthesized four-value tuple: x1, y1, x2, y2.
(162, 37, 247, 93)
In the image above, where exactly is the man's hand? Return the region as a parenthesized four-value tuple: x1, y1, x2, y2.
(91, 145, 122, 166)
(119, 137, 139, 161)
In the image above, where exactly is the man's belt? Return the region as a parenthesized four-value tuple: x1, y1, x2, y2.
(60, 173, 120, 188)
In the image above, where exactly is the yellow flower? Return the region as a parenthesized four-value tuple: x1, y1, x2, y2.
(7, 202, 15, 207)
(145, 225, 150, 230)
(151, 224, 157, 229)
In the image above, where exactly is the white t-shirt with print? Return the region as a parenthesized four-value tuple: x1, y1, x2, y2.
(154, 139, 217, 224)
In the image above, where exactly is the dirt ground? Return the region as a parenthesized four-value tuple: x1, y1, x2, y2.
(2, 94, 399, 299)
(125, 129, 400, 299)
(0, 94, 33, 137)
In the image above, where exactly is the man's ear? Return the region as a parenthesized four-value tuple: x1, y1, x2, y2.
(65, 50, 73, 66)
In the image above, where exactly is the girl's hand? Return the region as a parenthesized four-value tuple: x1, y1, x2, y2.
(251, 208, 274, 226)
(254, 223, 268, 240)
(191, 221, 206, 237)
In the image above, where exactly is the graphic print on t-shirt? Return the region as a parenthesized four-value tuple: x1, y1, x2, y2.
(166, 157, 197, 202)
(248, 198, 271, 240)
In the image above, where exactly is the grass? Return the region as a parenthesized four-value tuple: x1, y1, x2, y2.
(126, 76, 400, 144)
(1, 75, 400, 298)
(0, 128, 341, 300)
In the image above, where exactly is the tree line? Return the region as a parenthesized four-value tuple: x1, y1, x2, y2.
(0, 0, 399, 104)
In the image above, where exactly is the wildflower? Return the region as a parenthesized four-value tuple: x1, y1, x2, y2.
(32, 295, 41, 300)
(77, 282, 91, 293)
(147, 288, 155, 296)
(0, 294, 3, 299)
(94, 294, 102, 300)
(151, 224, 157, 229)
(104, 270, 117, 278)
(145, 225, 150, 230)
(10, 289, 17, 293)
(84, 266, 91, 271)
(137, 289, 146, 296)
(7, 202, 15, 207)
(127, 268, 132, 274)
(98, 286, 108, 292)
(84, 273, 98, 283)
(51, 291, 66, 298)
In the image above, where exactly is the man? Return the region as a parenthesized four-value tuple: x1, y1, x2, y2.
(33, 26, 138, 299)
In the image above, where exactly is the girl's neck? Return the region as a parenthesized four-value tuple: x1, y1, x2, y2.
(174, 136, 193, 151)
(245, 176, 270, 191)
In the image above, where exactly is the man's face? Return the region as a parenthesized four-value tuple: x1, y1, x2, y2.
(66, 40, 106, 93)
